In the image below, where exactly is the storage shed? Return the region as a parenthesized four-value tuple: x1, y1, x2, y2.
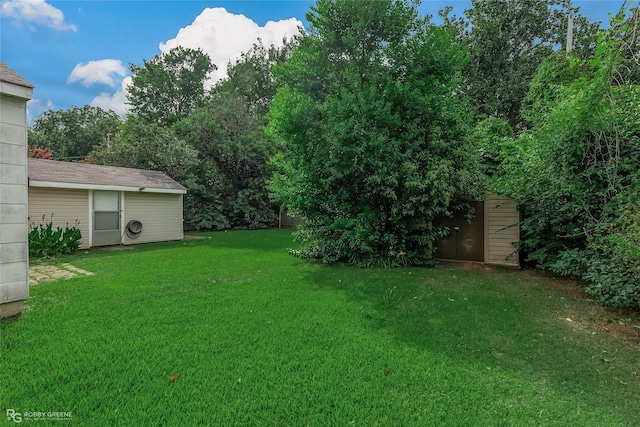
(433, 193, 520, 268)
(28, 159, 187, 248)
(0, 62, 33, 318)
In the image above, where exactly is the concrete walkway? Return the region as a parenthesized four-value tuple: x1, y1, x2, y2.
(29, 263, 94, 285)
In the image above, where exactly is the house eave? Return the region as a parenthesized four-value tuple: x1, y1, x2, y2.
(0, 81, 33, 100)
(28, 180, 187, 194)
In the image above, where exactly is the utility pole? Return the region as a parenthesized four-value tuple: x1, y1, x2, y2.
(567, 8, 574, 53)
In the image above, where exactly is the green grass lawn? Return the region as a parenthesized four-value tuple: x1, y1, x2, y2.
(2, 229, 639, 426)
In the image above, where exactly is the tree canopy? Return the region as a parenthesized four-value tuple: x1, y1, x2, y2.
(174, 90, 280, 231)
(169, 40, 295, 231)
(28, 105, 121, 160)
(268, 0, 484, 267)
(90, 42, 293, 231)
(90, 118, 199, 186)
(441, 0, 601, 131)
(214, 39, 297, 117)
(127, 46, 215, 126)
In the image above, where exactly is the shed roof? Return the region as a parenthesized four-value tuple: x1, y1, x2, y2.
(28, 159, 187, 194)
(0, 62, 34, 88)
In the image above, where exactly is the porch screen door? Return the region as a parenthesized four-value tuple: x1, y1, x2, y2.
(93, 191, 120, 246)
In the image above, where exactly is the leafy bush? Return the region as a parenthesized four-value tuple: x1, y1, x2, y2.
(549, 203, 640, 309)
(583, 205, 640, 309)
(472, 118, 516, 177)
(29, 215, 82, 258)
(289, 215, 446, 268)
(548, 247, 592, 278)
(27, 145, 54, 159)
(179, 149, 278, 232)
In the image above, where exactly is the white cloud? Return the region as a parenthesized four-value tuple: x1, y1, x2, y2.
(90, 76, 131, 116)
(68, 59, 126, 88)
(159, 7, 302, 87)
(26, 98, 53, 118)
(26, 97, 40, 117)
(88, 9, 302, 115)
(1, 0, 77, 31)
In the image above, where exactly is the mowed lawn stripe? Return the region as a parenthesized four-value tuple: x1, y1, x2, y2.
(2, 229, 638, 426)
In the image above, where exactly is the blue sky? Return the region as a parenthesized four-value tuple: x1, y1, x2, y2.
(0, 0, 625, 123)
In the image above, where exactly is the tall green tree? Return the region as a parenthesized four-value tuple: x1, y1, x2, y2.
(215, 39, 297, 117)
(28, 105, 121, 160)
(170, 40, 295, 231)
(269, 0, 484, 267)
(90, 117, 198, 187)
(127, 46, 215, 126)
(441, 0, 601, 131)
(175, 90, 280, 231)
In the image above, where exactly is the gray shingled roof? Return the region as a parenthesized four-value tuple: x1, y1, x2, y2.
(28, 159, 186, 192)
(0, 62, 34, 88)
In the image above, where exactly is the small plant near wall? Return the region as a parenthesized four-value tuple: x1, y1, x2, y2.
(28, 214, 82, 258)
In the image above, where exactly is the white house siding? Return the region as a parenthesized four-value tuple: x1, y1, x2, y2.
(0, 93, 30, 317)
(123, 192, 183, 245)
(28, 187, 91, 249)
(484, 194, 520, 267)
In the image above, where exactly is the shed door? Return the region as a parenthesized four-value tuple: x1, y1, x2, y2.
(434, 201, 484, 262)
(93, 191, 121, 246)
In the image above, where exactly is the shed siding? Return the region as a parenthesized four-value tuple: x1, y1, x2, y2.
(280, 209, 303, 228)
(0, 94, 29, 312)
(28, 187, 90, 249)
(485, 194, 520, 267)
(123, 192, 183, 245)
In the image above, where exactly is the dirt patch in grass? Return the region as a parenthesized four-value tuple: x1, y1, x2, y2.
(183, 234, 210, 240)
(435, 260, 493, 272)
(547, 274, 640, 347)
(439, 262, 640, 346)
(100, 245, 135, 251)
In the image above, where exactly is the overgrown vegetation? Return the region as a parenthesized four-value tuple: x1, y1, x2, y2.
(96, 42, 292, 231)
(28, 215, 82, 258)
(495, 6, 640, 308)
(3, 230, 639, 425)
(558, 205, 640, 308)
